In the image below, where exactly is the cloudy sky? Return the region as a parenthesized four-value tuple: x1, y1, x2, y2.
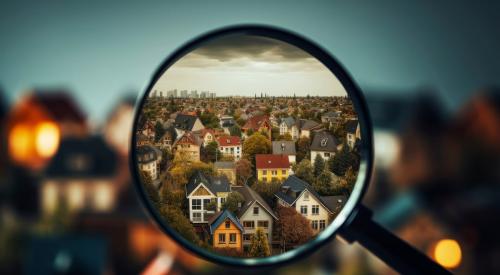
(152, 35, 347, 97)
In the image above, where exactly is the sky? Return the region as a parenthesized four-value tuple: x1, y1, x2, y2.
(1, 1, 499, 122)
(152, 35, 346, 97)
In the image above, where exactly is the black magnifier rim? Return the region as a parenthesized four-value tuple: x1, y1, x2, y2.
(130, 24, 374, 268)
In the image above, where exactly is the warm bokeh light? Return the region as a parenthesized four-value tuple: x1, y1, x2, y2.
(35, 122, 60, 158)
(67, 182, 86, 211)
(94, 183, 114, 211)
(8, 123, 32, 163)
(42, 181, 58, 214)
(433, 239, 462, 269)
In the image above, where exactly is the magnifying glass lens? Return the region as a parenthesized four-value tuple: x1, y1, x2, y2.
(133, 31, 364, 261)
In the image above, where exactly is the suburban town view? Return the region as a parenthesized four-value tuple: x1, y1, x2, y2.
(134, 35, 361, 257)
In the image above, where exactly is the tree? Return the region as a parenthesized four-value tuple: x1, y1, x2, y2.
(271, 127, 281, 140)
(236, 159, 253, 185)
(222, 192, 245, 213)
(154, 121, 165, 142)
(296, 137, 310, 163)
(243, 132, 271, 160)
(200, 111, 220, 129)
(160, 148, 173, 171)
(202, 141, 222, 162)
(313, 154, 325, 177)
(248, 228, 271, 257)
(229, 125, 242, 137)
(140, 171, 160, 207)
(160, 206, 202, 245)
(276, 205, 313, 250)
(252, 180, 282, 207)
(294, 159, 315, 184)
(328, 145, 354, 176)
(313, 170, 334, 196)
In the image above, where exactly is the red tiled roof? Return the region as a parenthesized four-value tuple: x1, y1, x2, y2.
(242, 115, 270, 130)
(255, 154, 290, 169)
(217, 136, 241, 146)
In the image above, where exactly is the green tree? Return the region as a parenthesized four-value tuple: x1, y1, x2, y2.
(252, 180, 282, 207)
(154, 121, 165, 142)
(294, 159, 315, 184)
(141, 171, 160, 207)
(221, 192, 245, 214)
(328, 145, 354, 176)
(313, 170, 334, 196)
(271, 127, 281, 140)
(313, 154, 325, 177)
(229, 125, 242, 137)
(296, 137, 310, 163)
(160, 148, 173, 171)
(160, 206, 201, 245)
(243, 132, 271, 160)
(248, 228, 271, 257)
(202, 141, 222, 162)
(200, 111, 220, 128)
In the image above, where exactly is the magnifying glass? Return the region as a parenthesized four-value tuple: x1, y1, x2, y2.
(131, 25, 450, 274)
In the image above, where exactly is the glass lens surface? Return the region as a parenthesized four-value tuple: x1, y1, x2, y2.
(133, 33, 363, 259)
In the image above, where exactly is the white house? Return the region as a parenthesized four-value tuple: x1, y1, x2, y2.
(279, 117, 323, 141)
(185, 171, 231, 223)
(310, 131, 340, 163)
(137, 145, 162, 181)
(345, 119, 361, 149)
(217, 136, 242, 160)
(173, 113, 204, 136)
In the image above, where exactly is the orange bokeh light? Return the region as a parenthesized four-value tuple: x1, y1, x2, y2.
(433, 239, 462, 269)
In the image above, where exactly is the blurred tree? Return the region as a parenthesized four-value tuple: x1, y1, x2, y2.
(154, 121, 165, 142)
(249, 228, 271, 257)
(160, 206, 201, 245)
(229, 125, 242, 137)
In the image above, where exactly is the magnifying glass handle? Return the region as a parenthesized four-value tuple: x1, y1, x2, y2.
(338, 205, 451, 275)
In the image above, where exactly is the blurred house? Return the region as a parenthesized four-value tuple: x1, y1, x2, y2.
(6, 91, 88, 170)
(345, 119, 360, 149)
(103, 96, 136, 156)
(40, 136, 118, 214)
(137, 145, 162, 181)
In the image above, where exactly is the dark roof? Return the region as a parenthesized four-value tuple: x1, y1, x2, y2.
(136, 145, 161, 164)
(214, 161, 236, 170)
(280, 117, 295, 127)
(44, 136, 117, 179)
(297, 119, 320, 130)
(32, 92, 86, 124)
(275, 175, 333, 212)
(310, 131, 338, 152)
(232, 185, 278, 220)
(321, 195, 347, 212)
(272, 141, 296, 155)
(186, 171, 231, 196)
(208, 209, 244, 234)
(174, 113, 199, 131)
(345, 120, 359, 134)
(322, 111, 341, 118)
(160, 126, 177, 141)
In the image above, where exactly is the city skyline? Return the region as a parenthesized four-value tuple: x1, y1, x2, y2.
(151, 35, 347, 97)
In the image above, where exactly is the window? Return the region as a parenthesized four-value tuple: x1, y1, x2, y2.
(193, 213, 202, 222)
(304, 192, 309, 201)
(300, 205, 308, 215)
(312, 205, 319, 215)
(253, 207, 259, 215)
(324, 152, 330, 157)
(203, 199, 211, 209)
(221, 197, 226, 205)
(218, 233, 226, 243)
(262, 170, 267, 175)
(243, 221, 255, 229)
(225, 221, 231, 229)
(257, 221, 269, 228)
(282, 169, 286, 174)
(320, 220, 326, 230)
(262, 178, 267, 182)
(192, 199, 201, 210)
(271, 170, 278, 176)
(229, 233, 237, 243)
(312, 220, 319, 230)
(243, 234, 252, 241)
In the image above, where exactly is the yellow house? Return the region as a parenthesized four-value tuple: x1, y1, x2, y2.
(255, 154, 290, 183)
(208, 210, 244, 251)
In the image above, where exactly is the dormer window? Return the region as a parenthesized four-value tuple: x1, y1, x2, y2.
(321, 138, 328, 147)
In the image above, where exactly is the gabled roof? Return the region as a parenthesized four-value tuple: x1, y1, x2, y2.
(310, 131, 338, 152)
(174, 132, 203, 147)
(242, 115, 270, 130)
(297, 119, 321, 130)
(232, 185, 278, 220)
(44, 136, 117, 179)
(272, 141, 296, 155)
(214, 161, 236, 170)
(32, 92, 87, 124)
(186, 171, 231, 196)
(322, 111, 341, 118)
(137, 145, 162, 164)
(159, 126, 177, 141)
(274, 175, 333, 213)
(174, 113, 199, 131)
(255, 154, 290, 169)
(208, 209, 244, 234)
(321, 195, 347, 212)
(280, 117, 295, 127)
(217, 136, 241, 147)
(345, 120, 359, 134)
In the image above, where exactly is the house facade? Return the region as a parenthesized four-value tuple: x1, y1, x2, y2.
(137, 145, 162, 180)
(217, 136, 242, 160)
(242, 115, 271, 139)
(279, 117, 323, 141)
(173, 132, 202, 162)
(345, 119, 361, 149)
(208, 210, 244, 251)
(255, 154, 290, 183)
(310, 131, 339, 163)
(173, 113, 204, 136)
(185, 172, 231, 223)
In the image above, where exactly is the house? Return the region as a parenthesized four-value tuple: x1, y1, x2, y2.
(321, 111, 342, 124)
(345, 119, 361, 149)
(137, 145, 162, 181)
(208, 209, 244, 251)
(217, 136, 242, 160)
(141, 121, 155, 140)
(214, 161, 237, 185)
(272, 141, 296, 164)
(173, 132, 203, 162)
(41, 136, 118, 214)
(173, 113, 204, 136)
(241, 115, 271, 138)
(310, 131, 340, 162)
(255, 154, 290, 183)
(219, 115, 236, 135)
(279, 117, 323, 140)
(156, 126, 177, 150)
(232, 185, 278, 249)
(275, 175, 336, 233)
(185, 171, 231, 223)
(197, 128, 215, 146)
(136, 133, 151, 146)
